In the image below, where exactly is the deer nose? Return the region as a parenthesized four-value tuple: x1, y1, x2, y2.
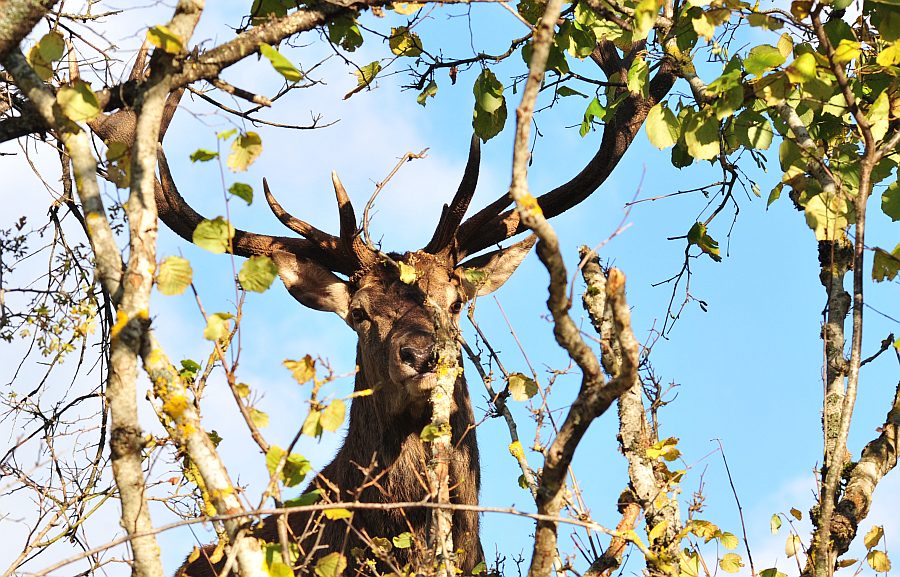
(399, 345, 434, 373)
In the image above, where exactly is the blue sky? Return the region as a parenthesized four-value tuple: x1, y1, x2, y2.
(1, 1, 898, 575)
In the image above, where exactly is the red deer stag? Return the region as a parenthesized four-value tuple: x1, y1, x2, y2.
(159, 138, 535, 576)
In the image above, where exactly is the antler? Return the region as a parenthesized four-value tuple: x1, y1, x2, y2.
(423, 134, 481, 256)
(261, 175, 376, 270)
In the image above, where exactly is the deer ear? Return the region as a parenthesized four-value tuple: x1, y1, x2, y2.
(271, 252, 351, 319)
(456, 235, 537, 299)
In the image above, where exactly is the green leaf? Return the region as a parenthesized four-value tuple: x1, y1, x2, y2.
(302, 409, 323, 437)
(157, 256, 193, 295)
(217, 128, 237, 140)
(747, 13, 783, 29)
(688, 222, 722, 261)
(473, 68, 505, 114)
(866, 90, 890, 143)
(283, 453, 311, 487)
(876, 42, 900, 66)
(785, 53, 817, 83)
(866, 550, 891, 573)
(389, 26, 424, 57)
(259, 43, 303, 82)
(734, 110, 774, 150)
(865, 526, 885, 550)
(227, 132, 263, 172)
(417, 80, 438, 106)
(284, 489, 322, 507)
(147, 25, 184, 54)
(645, 103, 679, 149)
(557, 86, 588, 98)
(632, 0, 661, 40)
(719, 553, 744, 573)
(320, 399, 346, 432)
(203, 312, 233, 341)
(284, 355, 316, 385)
(832, 39, 861, 64)
(580, 97, 605, 137)
(804, 192, 850, 241)
(37, 31, 65, 62)
(193, 217, 235, 254)
(239, 255, 278, 293)
(267, 561, 293, 577)
(770, 514, 782, 534)
(392, 532, 413, 549)
(872, 245, 900, 282)
(882, 181, 900, 221)
(720, 532, 739, 550)
(180, 359, 201, 381)
(266, 445, 286, 477)
(683, 109, 721, 160)
(190, 149, 218, 162)
(328, 14, 364, 51)
(472, 562, 487, 575)
(777, 32, 794, 58)
(354, 61, 381, 89)
(250, 408, 269, 428)
(759, 569, 787, 577)
(744, 44, 786, 76)
(105, 141, 131, 188)
(228, 182, 253, 205)
(627, 56, 649, 98)
(314, 552, 347, 577)
(508, 372, 539, 401)
(56, 80, 101, 122)
(420, 422, 451, 441)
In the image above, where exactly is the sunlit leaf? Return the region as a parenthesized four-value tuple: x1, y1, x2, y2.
(147, 24, 184, 54)
(259, 43, 303, 81)
(882, 181, 900, 221)
(417, 80, 438, 106)
(508, 372, 539, 401)
(683, 109, 720, 160)
(626, 56, 649, 98)
(203, 312, 233, 341)
(832, 39, 861, 64)
(284, 355, 316, 385)
(393, 531, 413, 548)
(239, 255, 278, 293)
(785, 534, 802, 558)
(645, 102, 680, 149)
(744, 44, 786, 76)
(872, 245, 900, 282)
(193, 217, 235, 254)
(314, 552, 347, 577)
(867, 550, 891, 573)
(770, 514, 782, 534)
(56, 80, 101, 122)
(647, 437, 681, 461)
(580, 97, 605, 137)
(420, 422, 451, 441)
(720, 532, 739, 550)
(324, 508, 352, 520)
(864, 525, 885, 550)
(302, 409, 323, 437)
(354, 61, 381, 89)
(249, 408, 269, 428)
(398, 262, 417, 284)
(320, 399, 346, 432)
(389, 26, 424, 57)
(227, 131, 263, 172)
(719, 553, 744, 573)
(157, 256, 193, 295)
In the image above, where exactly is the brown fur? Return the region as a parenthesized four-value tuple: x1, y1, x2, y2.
(178, 255, 487, 577)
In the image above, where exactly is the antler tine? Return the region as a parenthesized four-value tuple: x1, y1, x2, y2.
(332, 171, 377, 267)
(423, 134, 481, 255)
(158, 150, 358, 275)
(331, 171, 358, 247)
(262, 178, 340, 249)
(130, 39, 151, 81)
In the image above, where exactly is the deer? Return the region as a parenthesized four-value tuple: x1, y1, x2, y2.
(154, 135, 537, 576)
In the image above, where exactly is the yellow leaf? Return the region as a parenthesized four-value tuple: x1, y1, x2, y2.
(227, 131, 263, 172)
(398, 262, 417, 284)
(785, 534, 802, 558)
(832, 39, 861, 65)
(864, 525, 885, 550)
(867, 550, 891, 573)
(389, 27, 423, 57)
(392, 2, 423, 14)
(57, 80, 101, 122)
(284, 355, 316, 384)
(719, 553, 744, 573)
(324, 508, 353, 520)
(648, 520, 668, 543)
(147, 24, 184, 54)
(508, 440, 525, 460)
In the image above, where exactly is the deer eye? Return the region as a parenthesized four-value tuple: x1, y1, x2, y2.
(350, 307, 369, 324)
(449, 300, 463, 314)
